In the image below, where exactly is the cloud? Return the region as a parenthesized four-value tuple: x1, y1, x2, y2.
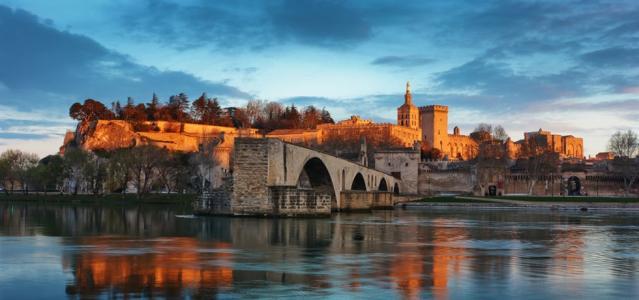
(371, 56, 434, 68)
(116, 0, 372, 50)
(0, 5, 251, 109)
(434, 58, 590, 105)
(580, 47, 639, 68)
(267, 0, 371, 47)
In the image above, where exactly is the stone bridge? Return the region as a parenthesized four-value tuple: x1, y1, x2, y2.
(201, 138, 402, 216)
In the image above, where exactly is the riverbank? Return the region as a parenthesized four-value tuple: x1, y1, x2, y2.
(405, 195, 639, 211)
(0, 193, 197, 205)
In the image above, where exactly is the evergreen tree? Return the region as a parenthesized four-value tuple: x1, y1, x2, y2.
(146, 93, 160, 121)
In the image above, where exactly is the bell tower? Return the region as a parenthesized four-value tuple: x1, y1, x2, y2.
(397, 81, 419, 129)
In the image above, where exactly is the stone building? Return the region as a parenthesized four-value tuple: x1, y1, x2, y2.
(523, 128, 584, 158)
(396, 82, 478, 160)
(374, 146, 420, 194)
(268, 82, 481, 160)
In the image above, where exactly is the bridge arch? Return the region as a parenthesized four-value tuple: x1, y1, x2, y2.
(351, 173, 367, 191)
(394, 183, 400, 195)
(297, 157, 337, 209)
(378, 178, 388, 191)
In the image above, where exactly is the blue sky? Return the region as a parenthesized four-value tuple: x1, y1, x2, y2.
(0, 0, 638, 157)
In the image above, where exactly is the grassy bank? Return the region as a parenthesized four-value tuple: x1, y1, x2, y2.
(0, 193, 197, 205)
(415, 196, 494, 203)
(486, 195, 639, 203)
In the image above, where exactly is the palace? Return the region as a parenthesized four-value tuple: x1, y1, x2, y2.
(268, 82, 478, 160)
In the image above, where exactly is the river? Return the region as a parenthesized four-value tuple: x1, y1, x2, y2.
(0, 202, 637, 299)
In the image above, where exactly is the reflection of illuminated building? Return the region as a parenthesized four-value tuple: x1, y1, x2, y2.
(391, 253, 424, 299)
(551, 227, 585, 276)
(431, 219, 467, 300)
(63, 237, 233, 298)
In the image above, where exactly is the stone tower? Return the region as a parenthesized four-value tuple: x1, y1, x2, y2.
(397, 81, 420, 129)
(419, 105, 449, 152)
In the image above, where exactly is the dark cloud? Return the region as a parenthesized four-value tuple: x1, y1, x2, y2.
(580, 47, 639, 68)
(0, 5, 250, 108)
(267, 0, 371, 47)
(435, 58, 589, 104)
(117, 0, 372, 50)
(371, 56, 434, 67)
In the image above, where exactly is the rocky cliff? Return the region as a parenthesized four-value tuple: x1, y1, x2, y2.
(60, 120, 261, 169)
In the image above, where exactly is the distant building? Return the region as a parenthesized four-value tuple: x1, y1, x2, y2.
(595, 152, 614, 160)
(523, 128, 584, 158)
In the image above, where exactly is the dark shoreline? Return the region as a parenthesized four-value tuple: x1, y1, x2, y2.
(0, 193, 196, 205)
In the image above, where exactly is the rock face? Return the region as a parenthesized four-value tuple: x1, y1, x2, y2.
(75, 120, 139, 151)
(61, 120, 262, 186)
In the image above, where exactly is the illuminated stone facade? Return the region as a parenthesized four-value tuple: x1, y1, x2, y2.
(267, 115, 422, 148)
(523, 128, 584, 158)
(268, 82, 477, 160)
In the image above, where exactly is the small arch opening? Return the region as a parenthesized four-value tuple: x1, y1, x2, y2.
(378, 178, 388, 191)
(351, 173, 367, 191)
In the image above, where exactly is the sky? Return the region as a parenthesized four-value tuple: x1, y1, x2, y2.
(0, 0, 638, 157)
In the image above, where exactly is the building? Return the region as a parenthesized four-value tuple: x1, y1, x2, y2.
(269, 82, 480, 161)
(523, 128, 584, 158)
(397, 82, 477, 160)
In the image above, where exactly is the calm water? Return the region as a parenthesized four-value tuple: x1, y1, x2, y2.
(0, 202, 638, 299)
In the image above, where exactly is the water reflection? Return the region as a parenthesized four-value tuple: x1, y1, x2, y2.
(1, 202, 638, 299)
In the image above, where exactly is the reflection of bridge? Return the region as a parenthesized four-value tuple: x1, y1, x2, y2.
(199, 138, 402, 216)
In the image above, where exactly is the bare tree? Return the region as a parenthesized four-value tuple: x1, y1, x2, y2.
(63, 148, 90, 195)
(127, 146, 164, 197)
(608, 130, 639, 196)
(106, 149, 132, 193)
(0, 150, 38, 194)
(493, 125, 509, 142)
(190, 138, 221, 194)
(245, 99, 267, 125)
(155, 150, 179, 193)
(518, 137, 560, 195)
(609, 130, 638, 158)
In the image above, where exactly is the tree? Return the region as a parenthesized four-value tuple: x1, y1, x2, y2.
(0, 156, 8, 195)
(302, 105, 322, 129)
(609, 130, 638, 158)
(421, 147, 443, 160)
(191, 93, 209, 123)
(190, 138, 221, 194)
(245, 99, 267, 125)
(470, 123, 493, 143)
(63, 148, 91, 195)
(492, 125, 509, 142)
(0, 150, 18, 194)
(518, 137, 560, 195)
(34, 155, 65, 194)
(282, 105, 302, 129)
(0, 150, 38, 194)
(168, 93, 190, 122)
(155, 151, 180, 193)
(127, 145, 164, 197)
(320, 108, 334, 124)
(230, 107, 251, 128)
(106, 149, 132, 193)
(83, 152, 107, 195)
(146, 93, 161, 121)
(608, 130, 639, 196)
(69, 99, 114, 122)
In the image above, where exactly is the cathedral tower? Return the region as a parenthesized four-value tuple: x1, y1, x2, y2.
(397, 82, 420, 130)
